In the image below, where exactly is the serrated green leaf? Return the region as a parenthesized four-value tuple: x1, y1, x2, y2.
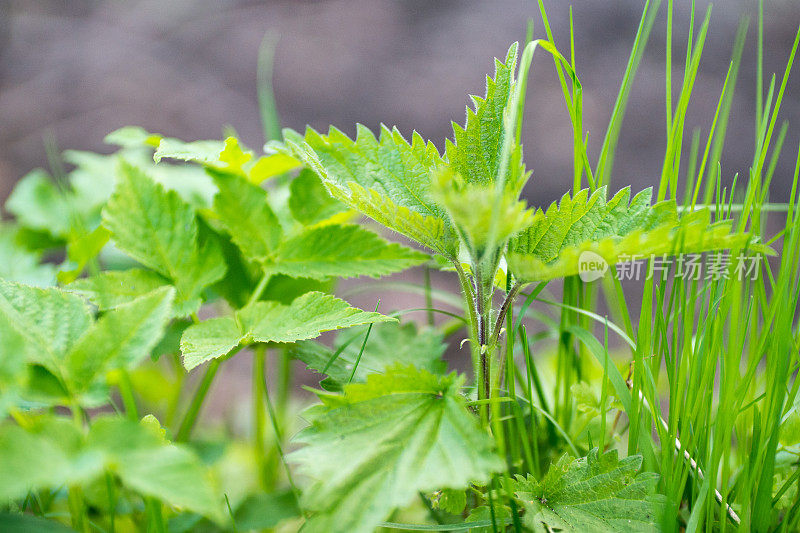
(288, 168, 348, 225)
(292, 320, 446, 388)
(270, 224, 428, 280)
(508, 187, 763, 281)
(102, 162, 225, 312)
(67, 269, 171, 310)
(238, 291, 394, 345)
(210, 171, 282, 262)
(65, 287, 174, 391)
(445, 43, 519, 186)
(291, 365, 503, 533)
(276, 125, 458, 256)
(514, 448, 665, 532)
(180, 317, 242, 372)
(0, 280, 91, 372)
(180, 291, 392, 370)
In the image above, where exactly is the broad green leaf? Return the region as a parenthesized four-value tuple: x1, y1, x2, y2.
(238, 291, 393, 344)
(514, 448, 665, 532)
(65, 287, 174, 391)
(276, 125, 458, 256)
(288, 168, 348, 225)
(0, 224, 56, 286)
(0, 280, 91, 371)
(67, 269, 171, 310)
(180, 291, 392, 370)
(102, 162, 226, 311)
(445, 43, 520, 186)
(5, 169, 72, 238)
(270, 224, 428, 280)
(435, 488, 467, 515)
(292, 320, 446, 388)
(87, 417, 225, 524)
(291, 365, 503, 533)
(181, 317, 242, 371)
(210, 171, 282, 262)
(508, 187, 764, 282)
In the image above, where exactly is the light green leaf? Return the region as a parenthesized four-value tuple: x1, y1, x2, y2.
(105, 126, 163, 148)
(154, 137, 226, 165)
(238, 291, 393, 345)
(5, 169, 72, 238)
(57, 225, 111, 284)
(514, 448, 665, 532)
(211, 171, 282, 262)
(276, 125, 458, 256)
(445, 43, 520, 186)
(249, 153, 301, 184)
(65, 287, 174, 391)
(432, 168, 533, 252)
(180, 317, 242, 371)
(102, 162, 225, 311)
(0, 224, 56, 286)
(0, 280, 91, 371)
(292, 320, 446, 388)
(288, 168, 348, 225)
(87, 417, 225, 524)
(67, 269, 171, 310)
(291, 365, 503, 533)
(508, 187, 764, 282)
(180, 292, 392, 370)
(270, 224, 428, 280)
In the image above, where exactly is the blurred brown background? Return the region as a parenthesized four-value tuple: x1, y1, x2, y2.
(1, 0, 799, 206)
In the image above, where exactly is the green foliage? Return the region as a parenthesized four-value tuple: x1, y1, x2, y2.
(508, 186, 763, 281)
(291, 320, 446, 388)
(180, 291, 393, 371)
(291, 365, 503, 533)
(102, 161, 226, 315)
(514, 449, 665, 532)
(0, 415, 225, 523)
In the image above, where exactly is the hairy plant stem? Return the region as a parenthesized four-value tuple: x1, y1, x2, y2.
(253, 344, 269, 489)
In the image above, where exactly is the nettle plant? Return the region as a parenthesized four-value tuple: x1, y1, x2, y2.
(2, 2, 800, 532)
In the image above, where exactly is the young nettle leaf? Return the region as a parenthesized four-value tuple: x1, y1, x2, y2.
(288, 168, 349, 226)
(64, 286, 174, 392)
(153, 134, 299, 184)
(4, 169, 74, 239)
(292, 320, 447, 388)
(432, 167, 534, 254)
(514, 448, 665, 532)
(445, 42, 526, 190)
(0, 280, 174, 400)
(180, 291, 393, 371)
(291, 365, 504, 533)
(507, 186, 767, 282)
(276, 125, 459, 256)
(102, 161, 226, 315)
(211, 170, 283, 262)
(210, 170, 428, 280)
(271, 224, 429, 280)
